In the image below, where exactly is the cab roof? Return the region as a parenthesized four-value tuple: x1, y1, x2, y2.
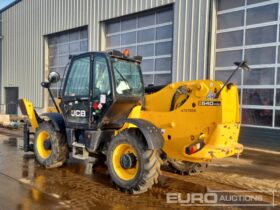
(69, 50, 142, 64)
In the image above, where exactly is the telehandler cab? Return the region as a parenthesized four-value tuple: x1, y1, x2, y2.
(19, 50, 248, 194)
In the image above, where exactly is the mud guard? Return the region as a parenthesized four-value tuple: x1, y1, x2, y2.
(123, 118, 164, 150)
(41, 113, 66, 133)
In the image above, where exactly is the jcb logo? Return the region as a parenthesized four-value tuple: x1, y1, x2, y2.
(71, 110, 86, 117)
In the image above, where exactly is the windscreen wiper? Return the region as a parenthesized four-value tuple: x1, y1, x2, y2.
(113, 66, 131, 88)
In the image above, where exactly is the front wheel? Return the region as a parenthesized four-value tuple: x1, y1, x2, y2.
(34, 121, 69, 168)
(106, 130, 162, 194)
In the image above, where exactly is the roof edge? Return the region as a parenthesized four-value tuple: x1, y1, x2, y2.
(0, 0, 22, 14)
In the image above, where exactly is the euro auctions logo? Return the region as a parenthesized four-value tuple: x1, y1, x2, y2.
(166, 190, 276, 207)
(167, 192, 218, 205)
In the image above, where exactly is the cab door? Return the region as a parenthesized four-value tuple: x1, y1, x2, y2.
(91, 53, 113, 128)
(60, 54, 92, 128)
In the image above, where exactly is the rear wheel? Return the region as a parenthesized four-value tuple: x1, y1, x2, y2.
(34, 121, 69, 168)
(168, 160, 206, 175)
(107, 130, 162, 194)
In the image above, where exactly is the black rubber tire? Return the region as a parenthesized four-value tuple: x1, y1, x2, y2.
(168, 160, 206, 175)
(106, 129, 162, 194)
(34, 121, 69, 169)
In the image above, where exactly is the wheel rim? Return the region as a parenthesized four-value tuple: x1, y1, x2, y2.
(37, 130, 51, 159)
(112, 143, 139, 181)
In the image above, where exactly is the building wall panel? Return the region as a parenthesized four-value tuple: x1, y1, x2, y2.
(2, 0, 210, 109)
(172, 0, 210, 82)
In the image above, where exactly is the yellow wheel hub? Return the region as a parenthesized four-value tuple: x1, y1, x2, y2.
(112, 143, 139, 181)
(36, 130, 51, 159)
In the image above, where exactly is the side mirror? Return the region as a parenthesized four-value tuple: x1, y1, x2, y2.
(48, 71, 60, 83)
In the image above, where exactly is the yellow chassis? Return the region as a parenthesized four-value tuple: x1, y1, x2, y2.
(127, 80, 243, 163)
(20, 80, 243, 164)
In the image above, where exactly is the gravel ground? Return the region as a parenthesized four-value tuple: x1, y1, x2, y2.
(0, 128, 279, 210)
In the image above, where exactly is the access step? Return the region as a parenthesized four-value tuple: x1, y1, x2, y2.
(72, 142, 89, 160)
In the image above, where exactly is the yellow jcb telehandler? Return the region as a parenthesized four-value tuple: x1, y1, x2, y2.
(19, 50, 248, 194)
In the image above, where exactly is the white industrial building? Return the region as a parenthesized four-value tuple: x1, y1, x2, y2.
(0, 0, 279, 150)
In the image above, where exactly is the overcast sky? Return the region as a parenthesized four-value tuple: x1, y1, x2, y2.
(0, 0, 14, 10)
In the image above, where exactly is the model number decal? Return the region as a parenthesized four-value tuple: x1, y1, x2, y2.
(199, 101, 221, 106)
(71, 110, 86, 117)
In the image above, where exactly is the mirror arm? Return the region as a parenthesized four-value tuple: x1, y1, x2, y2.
(41, 82, 51, 89)
(47, 86, 60, 113)
(215, 61, 249, 98)
(41, 81, 60, 113)
(43, 71, 62, 113)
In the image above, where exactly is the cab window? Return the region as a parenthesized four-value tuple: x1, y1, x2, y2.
(112, 58, 143, 97)
(93, 56, 111, 98)
(64, 56, 90, 96)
